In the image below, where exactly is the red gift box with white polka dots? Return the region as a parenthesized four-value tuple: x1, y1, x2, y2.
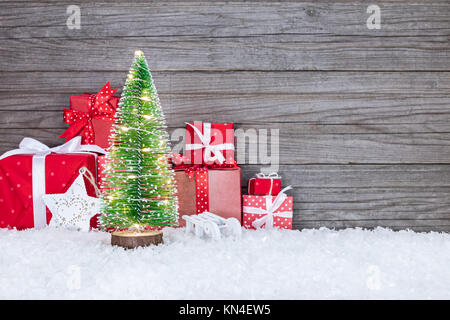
(248, 178, 281, 196)
(242, 194, 293, 230)
(96, 155, 108, 191)
(59, 83, 120, 149)
(185, 122, 235, 166)
(0, 153, 99, 230)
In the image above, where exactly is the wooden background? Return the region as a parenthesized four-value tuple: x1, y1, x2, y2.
(0, 1, 449, 231)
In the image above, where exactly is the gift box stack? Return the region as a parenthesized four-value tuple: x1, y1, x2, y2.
(242, 172, 294, 230)
(0, 79, 293, 232)
(0, 79, 243, 230)
(170, 121, 242, 227)
(0, 82, 118, 230)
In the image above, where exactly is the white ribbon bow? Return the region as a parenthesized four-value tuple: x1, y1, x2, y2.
(185, 122, 234, 164)
(0, 136, 105, 160)
(0, 137, 106, 229)
(243, 186, 292, 229)
(255, 172, 281, 179)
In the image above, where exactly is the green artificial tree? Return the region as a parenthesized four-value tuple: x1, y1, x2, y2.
(100, 50, 178, 243)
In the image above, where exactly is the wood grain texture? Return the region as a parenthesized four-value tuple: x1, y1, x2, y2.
(1, 36, 447, 72)
(0, 2, 448, 71)
(1, 71, 449, 127)
(111, 230, 163, 249)
(0, 0, 449, 231)
(3, 92, 450, 126)
(243, 165, 450, 231)
(3, 71, 449, 95)
(294, 220, 450, 232)
(1, 1, 448, 38)
(2, 126, 450, 164)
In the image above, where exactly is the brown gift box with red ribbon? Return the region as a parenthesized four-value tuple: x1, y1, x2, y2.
(174, 165, 242, 227)
(59, 82, 120, 149)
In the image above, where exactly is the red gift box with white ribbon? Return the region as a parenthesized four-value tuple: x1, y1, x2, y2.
(185, 122, 235, 166)
(0, 137, 105, 230)
(248, 172, 282, 196)
(242, 186, 293, 230)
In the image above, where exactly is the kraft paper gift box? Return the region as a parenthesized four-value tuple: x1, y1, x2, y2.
(175, 167, 242, 227)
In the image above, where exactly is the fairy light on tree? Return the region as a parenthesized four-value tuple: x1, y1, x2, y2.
(101, 50, 178, 248)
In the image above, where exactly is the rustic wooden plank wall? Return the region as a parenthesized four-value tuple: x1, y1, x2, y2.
(0, 1, 449, 231)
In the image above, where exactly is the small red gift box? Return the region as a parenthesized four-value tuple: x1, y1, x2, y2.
(248, 172, 282, 196)
(59, 82, 120, 149)
(242, 186, 293, 230)
(0, 137, 104, 230)
(185, 122, 235, 166)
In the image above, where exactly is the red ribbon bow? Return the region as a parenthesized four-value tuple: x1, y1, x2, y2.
(59, 82, 118, 145)
(169, 152, 237, 171)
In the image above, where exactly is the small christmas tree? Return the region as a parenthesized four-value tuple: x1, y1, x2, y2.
(100, 50, 178, 241)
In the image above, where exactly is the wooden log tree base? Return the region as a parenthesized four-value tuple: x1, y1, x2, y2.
(111, 230, 163, 249)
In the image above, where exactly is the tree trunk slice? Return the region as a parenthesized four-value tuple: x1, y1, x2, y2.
(111, 230, 163, 249)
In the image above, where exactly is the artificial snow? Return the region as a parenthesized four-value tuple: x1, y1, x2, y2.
(1, 227, 450, 299)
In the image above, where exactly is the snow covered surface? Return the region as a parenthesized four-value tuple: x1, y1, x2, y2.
(1, 227, 450, 299)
